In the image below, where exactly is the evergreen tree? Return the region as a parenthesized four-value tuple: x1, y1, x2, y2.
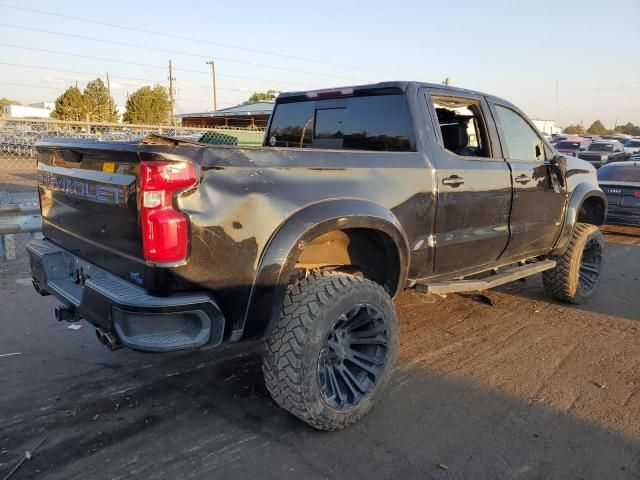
(123, 85, 170, 124)
(563, 124, 585, 134)
(51, 86, 86, 121)
(245, 90, 279, 103)
(84, 78, 118, 122)
(587, 120, 608, 135)
(0, 97, 21, 117)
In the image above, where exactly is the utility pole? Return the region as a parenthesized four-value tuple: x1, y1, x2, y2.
(206, 60, 217, 111)
(106, 72, 111, 99)
(168, 59, 175, 125)
(555, 78, 559, 122)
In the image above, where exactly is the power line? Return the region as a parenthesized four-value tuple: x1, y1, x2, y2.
(0, 61, 255, 93)
(0, 23, 366, 82)
(0, 81, 224, 104)
(0, 43, 318, 88)
(0, 3, 390, 76)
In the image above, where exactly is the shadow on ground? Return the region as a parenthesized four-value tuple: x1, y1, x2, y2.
(496, 237, 639, 322)
(1, 343, 638, 480)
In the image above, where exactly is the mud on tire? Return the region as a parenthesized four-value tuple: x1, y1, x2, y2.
(542, 223, 604, 304)
(262, 271, 398, 431)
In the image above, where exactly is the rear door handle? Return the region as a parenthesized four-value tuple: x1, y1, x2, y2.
(514, 174, 531, 184)
(442, 175, 464, 187)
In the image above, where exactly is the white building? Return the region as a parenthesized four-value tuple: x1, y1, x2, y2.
(3, 102, 126, 122)
(29, 102, 55, 112)
(2, 104, 52, 119)
(532, 119, 562, 135)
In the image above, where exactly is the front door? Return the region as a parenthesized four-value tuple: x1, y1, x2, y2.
(423, 89, 512, 276)
(490, 103, 567, 260)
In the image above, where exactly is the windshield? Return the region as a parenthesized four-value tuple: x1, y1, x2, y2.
(588, 143, 614, 152)
(597, 165, 640, 182)
(556, 141, 581, 149)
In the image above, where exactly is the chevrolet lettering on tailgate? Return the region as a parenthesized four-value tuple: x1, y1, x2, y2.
(38, 172, 124, 204)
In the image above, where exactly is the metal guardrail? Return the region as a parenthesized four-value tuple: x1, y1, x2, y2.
(0, 204, 41, 235)
(0, 200, 41, 261)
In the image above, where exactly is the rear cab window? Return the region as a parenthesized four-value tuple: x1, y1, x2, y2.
(597, 165, 640, 182)
(266, 90, 416, 152)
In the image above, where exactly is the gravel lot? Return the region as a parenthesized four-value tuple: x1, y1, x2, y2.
(1, 232, 638, 480)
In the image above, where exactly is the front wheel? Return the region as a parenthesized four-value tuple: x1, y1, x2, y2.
(542, 223, 604, 304)
(262, 271, 398, 430)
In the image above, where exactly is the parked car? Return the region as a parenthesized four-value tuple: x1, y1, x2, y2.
(623, 138, 640, 155)
(578, 141, 627, 168)
(550, 134, 570, 144)
(597, 161, 640, 227)
(27, 81, 607, 430)
(602, 134, 631, 144)
(554, 139, 590, 157)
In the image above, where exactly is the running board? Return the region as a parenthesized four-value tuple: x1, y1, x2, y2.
(415, 260, 556, 295)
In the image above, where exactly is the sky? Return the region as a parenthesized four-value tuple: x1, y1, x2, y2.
(0, 0, 638, 128)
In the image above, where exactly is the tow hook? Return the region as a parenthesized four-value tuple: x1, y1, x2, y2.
(54, 305, 80, 322)
(96, 327, 123, 351)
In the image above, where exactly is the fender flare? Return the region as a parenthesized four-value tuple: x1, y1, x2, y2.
(552, 182, 606, 255)
(237, 198, 410, 340)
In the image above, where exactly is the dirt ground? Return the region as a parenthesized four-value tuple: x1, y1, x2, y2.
(0, 231, 638, 480)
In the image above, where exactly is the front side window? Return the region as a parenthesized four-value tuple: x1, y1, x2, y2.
(429, 96, 490, 158)
(266, 93, 416, 152)
(495, 105, 545, 162)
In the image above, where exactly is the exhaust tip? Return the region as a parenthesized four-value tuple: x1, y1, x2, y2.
(96, 328, 122, 351)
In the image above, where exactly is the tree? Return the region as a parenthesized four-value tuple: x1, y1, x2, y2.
(245, 89, 279, 103)
(123, 85, 170, 125)
(0, 97, 21, 117)
(587, 120, 608, 135)
(51, 86, 86, 121)
(563, 124, 585, 134)
(614, 122, 640, 136)
(84, 78, 118, 122)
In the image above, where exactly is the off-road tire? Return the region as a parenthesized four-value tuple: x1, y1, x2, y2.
(542, 223, 603, 304)
(262, 271, 398, 431)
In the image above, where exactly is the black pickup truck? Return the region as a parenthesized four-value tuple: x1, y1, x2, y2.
(28, 81, 606, 430)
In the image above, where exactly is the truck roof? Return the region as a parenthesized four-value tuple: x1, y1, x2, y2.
(277, 81, 509, 106)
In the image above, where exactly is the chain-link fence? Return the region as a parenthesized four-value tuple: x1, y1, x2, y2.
(0, 118, 265, 269)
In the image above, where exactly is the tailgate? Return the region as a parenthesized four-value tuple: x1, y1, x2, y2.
(36, 139, 144, 282)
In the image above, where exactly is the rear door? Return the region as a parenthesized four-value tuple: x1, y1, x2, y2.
(422, 88, 512, 276)
(489, 102, 567, 260)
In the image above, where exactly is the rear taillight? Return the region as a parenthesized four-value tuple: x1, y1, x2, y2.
(139, 161, 197, 264)
(634, 191, 640, 198)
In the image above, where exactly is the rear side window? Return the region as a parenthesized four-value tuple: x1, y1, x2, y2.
(429, 96, 490, 158)
(266, 94, 416, 152)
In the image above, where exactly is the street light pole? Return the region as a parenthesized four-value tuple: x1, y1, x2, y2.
(206, 60, 217, 111)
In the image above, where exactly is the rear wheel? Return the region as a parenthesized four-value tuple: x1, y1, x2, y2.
(542, 223, 603, 304)
(262, 271, 398, 430)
